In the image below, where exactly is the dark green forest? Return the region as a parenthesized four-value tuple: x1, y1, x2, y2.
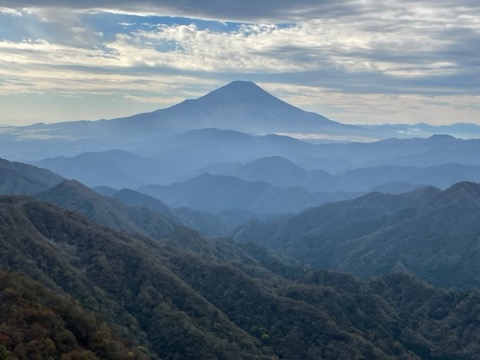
(234, 182, 480, 289)
(1, 195, 480, 359)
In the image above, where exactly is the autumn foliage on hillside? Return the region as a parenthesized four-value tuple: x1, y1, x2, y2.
(0, 270, 149, 360)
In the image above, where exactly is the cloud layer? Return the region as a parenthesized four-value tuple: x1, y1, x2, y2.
(0, 1, 479, 125)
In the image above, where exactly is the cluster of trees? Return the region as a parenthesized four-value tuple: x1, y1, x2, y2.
(0, 270, 149, 360)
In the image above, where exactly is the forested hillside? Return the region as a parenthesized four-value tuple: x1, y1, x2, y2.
(234, 182, 480, 289)
(1, 195, 480, 359)
(0, 270, 149, 360)
(0, 158, 63, 195)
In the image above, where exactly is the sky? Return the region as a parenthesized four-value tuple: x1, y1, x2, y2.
(0, 1, 479, 126)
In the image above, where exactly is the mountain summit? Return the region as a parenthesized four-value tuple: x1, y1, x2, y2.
(116, 80, 368, 137)
(0, 81, 373, 160)
(194, 81, 293, 108)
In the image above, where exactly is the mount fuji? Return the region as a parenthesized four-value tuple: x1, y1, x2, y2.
(2, 80, 480, 162)
(113, 80, 370, 138)
(0, 81, 373, 160)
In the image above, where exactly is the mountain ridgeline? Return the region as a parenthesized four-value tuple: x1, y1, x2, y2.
(33, 132, 480, 205)
(0, 158, 64, 195)
(234, 181, 480, 289)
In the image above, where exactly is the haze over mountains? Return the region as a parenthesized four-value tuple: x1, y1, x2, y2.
(2, 81, 480, 162)
(32, 135, 480, 216)
(2, 81, 480, 215)
(2, 80, 480, 358)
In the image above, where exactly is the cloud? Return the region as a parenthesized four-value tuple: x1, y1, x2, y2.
(0, 1, 367, 21)
(1, 0, 480, 22)
(260, 82, 480, 125)
(1, 2, 478, 83)
(0, 1, 479, 126)
(0, 6, 23, 16)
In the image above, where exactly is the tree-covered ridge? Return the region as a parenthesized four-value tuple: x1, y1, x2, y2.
(369, 273, 480, 359)
(234, 182, 480, 289)
(0, 157, 64, 196)
(1, 195, 480, 359)
(0, 270, 150, 360)
(34, 179, 180, 239)
(0, 196, 272, 359)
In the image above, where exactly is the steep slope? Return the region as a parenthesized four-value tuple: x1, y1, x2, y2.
(0, 157, 64, 195)
(35, 179, 179, 239)
(0, 196, 272, 359)
(0, 197, 478, 359)
(0, 270, 149, 360)
(369, 272, 480, 358)
(234, 182, 480, 289)
(234, 189, 422, 248)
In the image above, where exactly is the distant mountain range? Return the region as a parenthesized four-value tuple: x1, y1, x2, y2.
(0, 157, 229, 236)
(137, 173, 357, 215)
(221, 156, 480, 192)
(2, 81, 480, 161)
(31, 130, 480, 200)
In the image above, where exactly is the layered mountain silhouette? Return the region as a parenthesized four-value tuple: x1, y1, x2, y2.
(35, 180, 180, 239)
(36, 179, 230, 237)
(0, 157, 231, 235)
(0, 81, 372, 160)
(3, 81, 480, 162)
(30, 131, 480, 211)
(233, 156, 312, 187)
(137, 173, 356, 215)
(34, 129, 318, 186)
